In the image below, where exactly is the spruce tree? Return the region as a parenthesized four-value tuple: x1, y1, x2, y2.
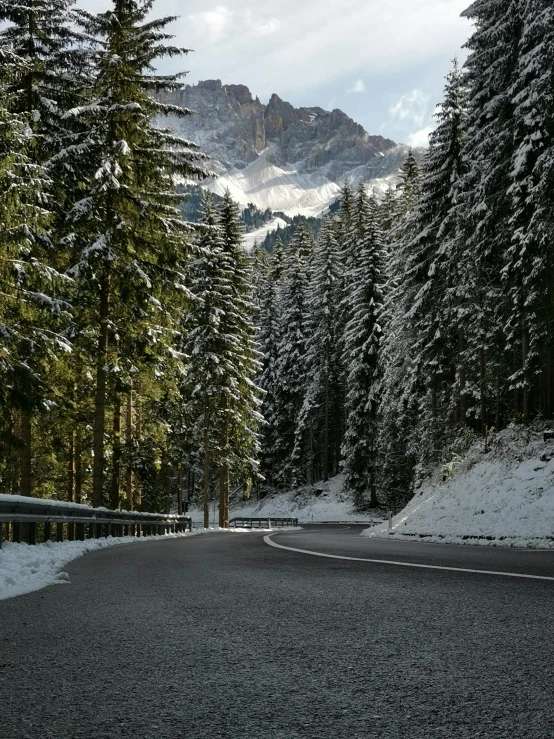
(505, 0, 554, 420)
(0, 45, 70, 495)
(294, 221, 342, 483)
(457, 0, 523, 430)
(273, 239, 310, 485)
(406, 61, 469, 471)
(342, 192, 386, 508)
(218, 191, 263, 523)
(377, 152, 422, 506)
(257, 248, 282, 488)
(64, 0, 207, 506)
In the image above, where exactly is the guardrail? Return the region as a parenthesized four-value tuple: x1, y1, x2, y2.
(229, 517, 298, 529)
(0, 495, 192, 549)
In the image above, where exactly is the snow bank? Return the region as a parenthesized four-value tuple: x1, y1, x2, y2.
(0, 527, 299, 602)
(363, 426, 554, 548)
(189, 474, 384, 524)
(0, 531, 208, 601)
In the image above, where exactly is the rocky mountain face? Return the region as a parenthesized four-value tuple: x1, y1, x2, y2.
(165, 80, 412, 176)
(162, 80, 420, 216)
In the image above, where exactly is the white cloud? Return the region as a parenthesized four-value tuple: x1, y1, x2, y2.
(160, 0, 470, 98)
(347, 79, 366, 94)
(77, 0, 471, 140)
(189, 5, 233, 44)
(254, 17, 280, 35)
(408, 126, 434, 148)
(390, 89, 431, 127)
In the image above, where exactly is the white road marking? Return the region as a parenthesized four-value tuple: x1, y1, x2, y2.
(263, 535, 554, 581)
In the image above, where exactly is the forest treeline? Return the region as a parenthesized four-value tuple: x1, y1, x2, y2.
(1, 0, 553, 516)
(255, 0, 554, 509)
(0, 0, 261, 524)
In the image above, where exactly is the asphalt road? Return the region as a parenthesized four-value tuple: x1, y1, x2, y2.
(1, 526, 554, 739)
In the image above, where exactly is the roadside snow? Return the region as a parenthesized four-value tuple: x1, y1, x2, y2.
(363, 426, 554, 548)
(189, 474, 384, 525)
(0, 527, 300, 602)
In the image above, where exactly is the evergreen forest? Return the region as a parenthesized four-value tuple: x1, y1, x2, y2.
(0, 0, 553, 521)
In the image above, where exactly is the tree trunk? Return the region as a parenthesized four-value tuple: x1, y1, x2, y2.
(67, 432, 75, 502)
(479, 347, 487, 434)
(126, 390, 133, 509)
(324, 372, 329, 482)
(203, 411, 210, 530)
(177, 463, 183, 515)
(75, 434, 82, 504)
(92, 269, 110, 507)
(522, 317, 530, 423)
(110, 399, 121, 509)
(20, 410, 32, 497)
(458, 328, 466, 423)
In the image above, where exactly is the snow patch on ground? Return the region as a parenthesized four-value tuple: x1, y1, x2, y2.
(0, 527, 300, 602)
(363, 426, 554, 548)
(189, 474, 384, 524)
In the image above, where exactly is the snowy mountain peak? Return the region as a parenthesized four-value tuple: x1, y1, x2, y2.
(161, 80, 422, 216)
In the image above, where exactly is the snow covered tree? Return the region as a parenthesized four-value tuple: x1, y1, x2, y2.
(0, 46, 72, 496)
(217, 191, 263, 523)
(405, 61, 469, 471)
(293, 221, 342, 483)
(377, 151, 422, 505)
(0, 0, 88, 154)
(457, 0, 523, 430)
(505, 0, 554, 420)
(257, 245, 283, 488)
(183, 193, 262, 526)
(342, 191, 386, 508)
(181, 194, 231, 527)
(62, 0, 207, 506)
(272, 236, 310, 485)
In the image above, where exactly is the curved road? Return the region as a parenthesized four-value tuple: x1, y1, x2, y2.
(1, 526, 554, 738)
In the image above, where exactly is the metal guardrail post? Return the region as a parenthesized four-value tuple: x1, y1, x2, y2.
(0, 496, 191, 546)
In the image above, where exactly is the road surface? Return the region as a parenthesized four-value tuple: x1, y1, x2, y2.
(1, 525, 553, 738)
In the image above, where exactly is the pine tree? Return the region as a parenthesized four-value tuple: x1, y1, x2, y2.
(342, 191, 386, 508)
(183, 193, 262, 526)
(377, 152, 422, 505)
(505, 0, 554, 421)
(405, 61, 469, 472)
(63, 0, 207, 506)
(218, 191, 263, 523)
(273, 238, 310, 485)
(0, 45, 71, 495)
(182, 194, 231, 526)
(457, 0, 523, 430)
(257, 249, 282, 488)
(293, 221, 342, 483)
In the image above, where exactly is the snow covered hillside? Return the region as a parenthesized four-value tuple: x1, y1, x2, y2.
(363, 426, 554, 547)
(243, 216, 289, 251)
(206, 146, 400, 219)
(189, 474, 384, 525)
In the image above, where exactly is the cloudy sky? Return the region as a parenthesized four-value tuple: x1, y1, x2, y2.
(84, 0, 473, 146)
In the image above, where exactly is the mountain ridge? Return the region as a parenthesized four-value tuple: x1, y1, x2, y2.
(161, 79, 423, 217)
